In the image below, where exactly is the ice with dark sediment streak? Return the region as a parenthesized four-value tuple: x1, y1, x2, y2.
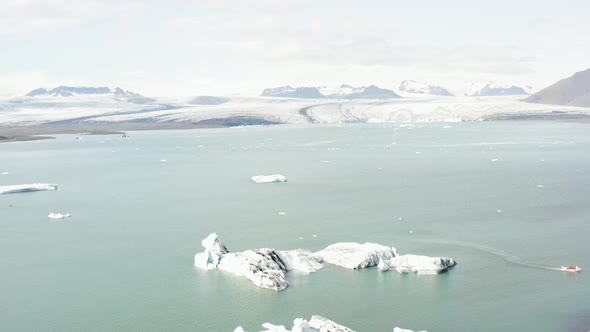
(194, 233, 323, 291)
(234, 315, 355, 332)
(0, 183, 57, 194)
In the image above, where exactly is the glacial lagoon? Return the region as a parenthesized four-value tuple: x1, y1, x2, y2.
(1, 122, 589, 331)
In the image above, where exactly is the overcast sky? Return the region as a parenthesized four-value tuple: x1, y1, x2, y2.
(1, 0, 589, 97)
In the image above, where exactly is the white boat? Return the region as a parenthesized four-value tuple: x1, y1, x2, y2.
(560, 265, 582, 272)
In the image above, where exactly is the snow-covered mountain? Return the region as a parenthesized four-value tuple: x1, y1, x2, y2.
(262, 84, 400, 99)
(260, 86, 324, 98)
(470, 82, 531, 96)
(322, 84, 400, 99)
(23, 86, 154, 104)
(525, 68, 590, 108)
(398, 80, 453, 96)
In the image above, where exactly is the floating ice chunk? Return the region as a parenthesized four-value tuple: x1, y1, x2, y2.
(442, 125, 452, 129)
(312, 234, 317, 238)
(497, 209, 503, 213)
(160, 159, 167, 162)
(278, 211, 287, 215)
(315, 242, 398, 270)
(251, 174, 287, 183)
(308, 315, 354, 332)
(536, 184, 544, 188)
(48, 213, 71, 219)
(239, 315, 354, 332)
(194, 233, 322, 291)
(320, 160, 333, 163)
(0, 183, 57, 195)
(1, 172, 8, 175)
(260, 323, 290, 332)
(387, 254, 456, 274)
(491, 158, 499, 162)
(394, 328, 427, 332)
(194, 233, 228, 270)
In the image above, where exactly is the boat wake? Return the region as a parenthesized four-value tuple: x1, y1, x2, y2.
(421, 239, 563, 272)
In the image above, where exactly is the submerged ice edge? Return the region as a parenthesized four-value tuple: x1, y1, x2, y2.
(194, 233, 457, 291)
(0, 183, 58, 195)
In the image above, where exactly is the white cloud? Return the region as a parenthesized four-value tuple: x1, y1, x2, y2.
(0, 71, 50, 97)
(0, 0, 143, 36)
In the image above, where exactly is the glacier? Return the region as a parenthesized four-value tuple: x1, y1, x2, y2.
(0, 183, 57, 195)
(251, 174, 287, 183)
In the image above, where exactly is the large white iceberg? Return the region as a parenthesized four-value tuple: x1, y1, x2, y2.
(195, 234, 457, 291)
(234, 315, 354, 332)
(194, 233, 323, 291)
(315, 242, 455, 274)
(251, 174, 287, 183)
(315, 242, 398, 269)
(387, 254, 456, 274)
(0, 183, 57, 195)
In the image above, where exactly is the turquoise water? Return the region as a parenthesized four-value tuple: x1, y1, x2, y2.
(0, 122, 589, 331)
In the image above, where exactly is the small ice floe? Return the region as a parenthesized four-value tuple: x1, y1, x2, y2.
(0, 183, 57, 195)
(397, 217, 403, 221)
(312, 234, 317, 238)
(491, 158, 499, 162)
(497, 209, 503, 213)
(320, 160, 333, 163)
(443, 125, 452, 129)
(160, 159, 167, 162)
(48, 213, 71, 219)
(536, 184, 545, 188)
(298, 237, 304, 240)
(1, 172, 8, 175)
(409, 230, 414, 234)
(251, 174, 287, 183)
(415, 151, 422, 154)
(278, 211, 287, 215)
